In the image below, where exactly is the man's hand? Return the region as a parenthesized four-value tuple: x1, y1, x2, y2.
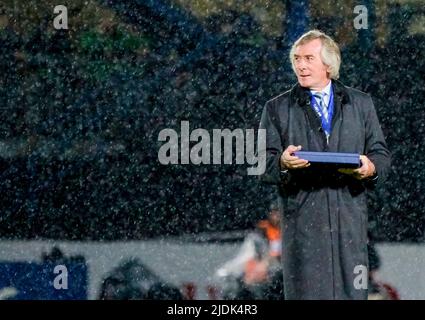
(338, 155, 376, 180)
(280, 145, 310, 170)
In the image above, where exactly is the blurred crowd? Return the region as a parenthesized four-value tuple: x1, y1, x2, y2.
(0, 219, 400, 300)
(215, 205, 284, 300)
(213, 207, 400, 300)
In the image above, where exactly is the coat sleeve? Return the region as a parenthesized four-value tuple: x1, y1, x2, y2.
(258, 99, 291, 185)
(363, 95, 391, 189)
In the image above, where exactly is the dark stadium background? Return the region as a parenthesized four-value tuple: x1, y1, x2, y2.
(0, 0, 424, 242)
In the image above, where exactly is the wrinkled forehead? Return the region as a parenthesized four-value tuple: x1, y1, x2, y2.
(294, 38, 323, 56)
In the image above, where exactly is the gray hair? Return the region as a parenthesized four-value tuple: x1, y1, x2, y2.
(289, 30, 341, 79)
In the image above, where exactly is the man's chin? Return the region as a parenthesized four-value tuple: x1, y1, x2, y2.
(298, 79, 311, 88)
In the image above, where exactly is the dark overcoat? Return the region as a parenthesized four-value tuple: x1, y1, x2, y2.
(259, 80, 391, 299)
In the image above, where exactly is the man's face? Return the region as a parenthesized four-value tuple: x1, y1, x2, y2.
(293, 38, 331, 90)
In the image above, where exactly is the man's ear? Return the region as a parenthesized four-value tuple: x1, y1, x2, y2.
(326, 65, 332, 75)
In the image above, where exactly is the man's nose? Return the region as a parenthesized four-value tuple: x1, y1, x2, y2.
(297, 60, 307, 71)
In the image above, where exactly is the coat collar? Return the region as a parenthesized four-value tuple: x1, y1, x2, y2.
(290, 79, 350, 107)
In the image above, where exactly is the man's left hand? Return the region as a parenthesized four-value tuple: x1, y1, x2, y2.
(338, 155, 376, 180)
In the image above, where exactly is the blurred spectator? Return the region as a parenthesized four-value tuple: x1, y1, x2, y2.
(242, 206, 283, 299)
(367, 241, 400, 300)
(182, 282, 196, 300)
(41, 246, 65, 264)
(146, 283, 183, 300)
(41, 246, 85, 265)
(98, 258, 183, 300)
(215, 205, 283, 300)
(99, 274, 144, 300)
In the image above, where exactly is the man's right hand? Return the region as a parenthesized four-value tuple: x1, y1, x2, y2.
(280, 145, 310, 170)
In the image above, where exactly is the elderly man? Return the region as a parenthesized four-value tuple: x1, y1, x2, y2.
(259, 30, 390, 299)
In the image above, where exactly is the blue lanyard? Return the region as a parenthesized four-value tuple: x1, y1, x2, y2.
(310, 85, 334, 140)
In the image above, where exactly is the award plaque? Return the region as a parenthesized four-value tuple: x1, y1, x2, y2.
(293, 151, 361, 168)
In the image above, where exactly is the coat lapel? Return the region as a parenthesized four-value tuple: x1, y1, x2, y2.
(331, 80, 349, 130)
(291, 80, 350, 151)
(292, 83, 327, 148)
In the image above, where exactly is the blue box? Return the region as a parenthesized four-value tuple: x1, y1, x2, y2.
(293, 151, 361, 168)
